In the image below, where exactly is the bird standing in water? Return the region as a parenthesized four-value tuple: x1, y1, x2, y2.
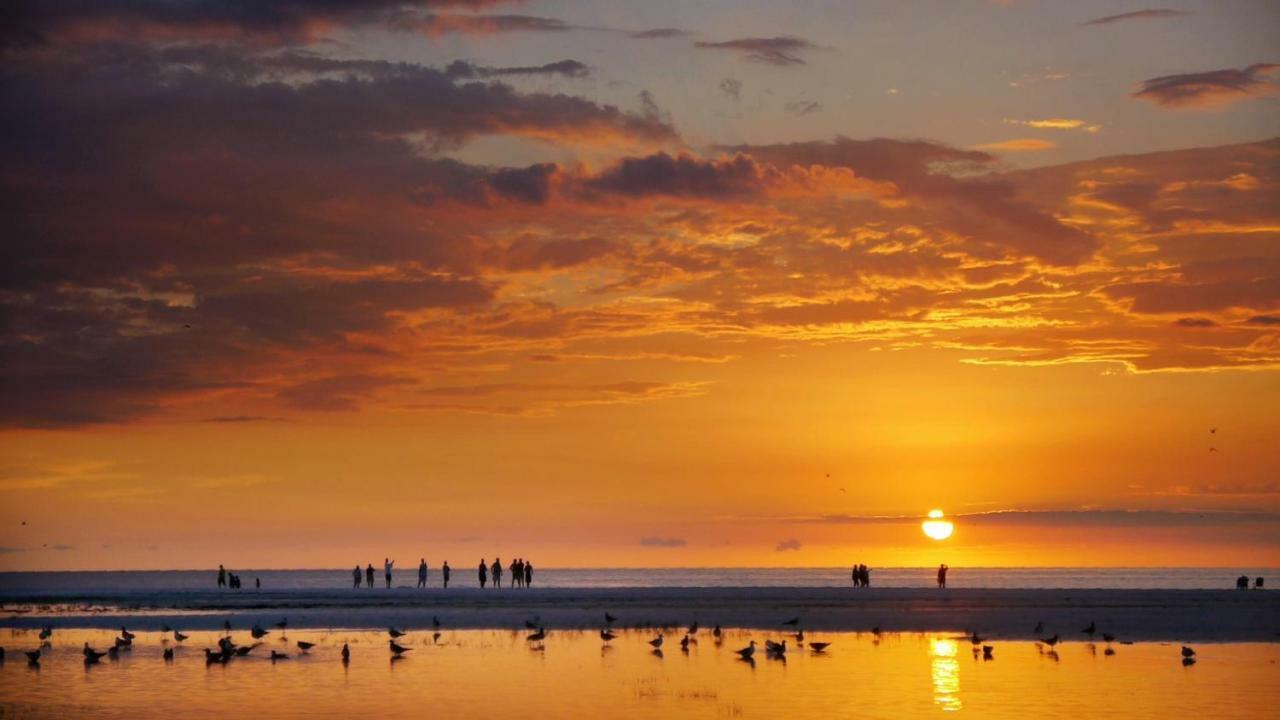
(735, 641, 757, 660)
(341, 644, 350, 663)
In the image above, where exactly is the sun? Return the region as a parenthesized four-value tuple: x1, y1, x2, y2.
(922, 509, 954, 541)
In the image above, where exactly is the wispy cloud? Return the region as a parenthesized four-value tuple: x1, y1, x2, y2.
(1003, 118, 1100, 132)
(640, 536, 687, 547)
(775, 538, 803, 551)
(695, 36, 821, 66)
(975, 138, 1057, 152)
(1132, 63, 1280, 108)
(1083, 8, 1192, 26)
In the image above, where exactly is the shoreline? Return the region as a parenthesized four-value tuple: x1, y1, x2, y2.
(2, 587, 1276, 642)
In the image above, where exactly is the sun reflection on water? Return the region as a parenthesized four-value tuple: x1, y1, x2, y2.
(930, 638, 962, 712)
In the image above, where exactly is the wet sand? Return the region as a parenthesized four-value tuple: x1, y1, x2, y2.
(3, 587, 1277, 641)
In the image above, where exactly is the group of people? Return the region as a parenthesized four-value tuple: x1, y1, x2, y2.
(850, 564, 871, 587)
(1236, 575, 1265, 590)
(350, 558, 453, 589)
(478, 557, 533, 588)
(216, 565, 258, 589)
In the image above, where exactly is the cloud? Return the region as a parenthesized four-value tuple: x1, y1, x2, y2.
(0, 547, 24, 554)
(975, 138, 1057, 152)
(200, 415, 288, 423)
(784, 100, 822, 116)
(1173, 317, 1217, 328)
(583, 152, 778, 199)
(410, 13, 572, 37)
(629, 28, 691, 39)
(639, 536, 687, 547)
(1003, 118, 1100, 133)
(1131, 63, 1280, 108)
(276, 374, 413, 412)
(51, 544, 75, 551)
(445, 59, 590, 80)
(1246, 315, 1280, 325)
(694, 36, 820, 66)
(1083, 8, 1192, 26)
(771, 509, 1280, 528)
(775, 538, 803, 552)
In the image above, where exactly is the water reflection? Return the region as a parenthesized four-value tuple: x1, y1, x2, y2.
(930, 638, 962, 712)
(1, 628, 1277, 719)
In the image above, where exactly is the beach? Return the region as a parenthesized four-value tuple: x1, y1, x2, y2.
(3, 585, 1276, 642)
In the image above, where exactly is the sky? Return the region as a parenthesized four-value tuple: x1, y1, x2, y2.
(1, 0, 1278, 570)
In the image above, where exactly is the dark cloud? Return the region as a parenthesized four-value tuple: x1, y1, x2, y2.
(1105, 276, 1280, 314)
(583, 152, 775, 199)
(1, 0, 496, 48)
(639, 536, 687, 547)
(276, 373, 412, 412)
(784, 100, 822, 116)
(1082, 8, 1192, 25)
(1246, 314, 1280, 325)
(628, 28, 692, 39)
(694, 36, 820, 66)
(200, 415, 288, 423)
(775, 538, 802, 551)
(445, 59, 590, 80)
(1173, 317, 1217, 328)
(1132, 63, 1279, 108)
(411, 13, 572, 37)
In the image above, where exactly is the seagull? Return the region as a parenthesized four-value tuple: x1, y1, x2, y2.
(203, 648, 228, 665)
(84, 646, 107, 663)
(250, 625, 269, 640)
(1039, 634, 1060, 647)
(341, 643, 350, 662)
(1182, 657, 1196, 666)
(163, 647, 174, 661)
(296, 641, 315, 652)
(795, 630, 805, 642)
(1181, 646, 1196, 658)
(982, 645, 994, 660)
(1102, 633, 1116, 643)
(388, 627, 406, 639)
(1034, 621, 1044, 635)
(681, 635, 693, 651)
(524, 620, 539, 630)
(689, 622, 699, 634)
(782, 617, 800, 627)
(270, 651, 289, 662)
(26, 649, 41, 666)
(1104, 647, 1116, 656)
(735, 641, 757, 660)
(713, 625, 722, 639)
(809, 642, 831, 652)
(871, 627, 882, 636)
(970, 632, 983, 645)
(605, 613, 617, 624)
(235, 643, 259, 656)
(38, 626, 52, 641)
(389, 641, 412, 656)
(114, 636, 132, 648)
(527, 628, 546, 642)
(120, 627, 136, 641)
(433, 632, 441, 643)
(174, 630, 188, 642)
(600, 630, 617, 642)
(223, 620, 232, 633)
(765, 639, 787, 655)
(648, 635, 663, 649)
(1081, 622, 1096, 637)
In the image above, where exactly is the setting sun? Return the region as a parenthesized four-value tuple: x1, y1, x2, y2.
(923, 510, 955, 541)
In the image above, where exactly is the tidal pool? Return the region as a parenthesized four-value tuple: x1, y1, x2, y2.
(1, 628, 1276, 718)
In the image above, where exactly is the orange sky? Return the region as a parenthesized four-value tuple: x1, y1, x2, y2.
(1, 1, 1278, 570)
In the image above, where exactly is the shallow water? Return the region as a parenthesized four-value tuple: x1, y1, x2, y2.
(1, 629, 1275, 719)
(2, 567, 1275, 593)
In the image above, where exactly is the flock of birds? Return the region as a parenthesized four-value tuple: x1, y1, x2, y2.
(3, 616, 1199, 669)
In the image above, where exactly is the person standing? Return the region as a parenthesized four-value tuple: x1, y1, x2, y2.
(478, 559, 488, 588)
(937, 564, 948, 589)
(352, 565, 362, 588)
(384, 558, 395, 588)
(510, 558, 520, 588)
(492, 557, 503, 589)
(365, 563, 375, 588)
(524, 560, 533, 588)
(442, 561, 451, 588)
(417, 558, 428, 589)
(217, 564, 226, 588)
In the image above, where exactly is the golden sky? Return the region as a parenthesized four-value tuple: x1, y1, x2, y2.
(1, 1, 1278, 569)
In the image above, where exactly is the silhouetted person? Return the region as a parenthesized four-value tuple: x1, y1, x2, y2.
(851, 564, 858, 586)
(366, 564, 375, 588)
(478, 559, 488, 588)
(1256, 577, 1265, 589)
(418, 558, 428, 588)
(442, 561, 451, 588)
(862, 564, 871, 587)
(255, 577, 260, 589)
(217, 565, 226, 588)
(510, 558, 520, 588)
(1237, 575, 1249, 590)
(937, 564, 949, 589)
(353, 566, 362, 588)
(524, 560, 532, 587)
(492, 557, 502, 588)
